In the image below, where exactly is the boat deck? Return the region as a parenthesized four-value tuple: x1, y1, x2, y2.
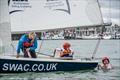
(0, 55, 98, 63)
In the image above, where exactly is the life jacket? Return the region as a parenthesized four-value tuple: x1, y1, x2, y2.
(60, 49, 72, 57)
(63, 49, 71, 54)
(23, 42, 33, 48)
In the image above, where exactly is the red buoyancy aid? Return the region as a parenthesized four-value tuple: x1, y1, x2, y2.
(23, 42, 33, 48)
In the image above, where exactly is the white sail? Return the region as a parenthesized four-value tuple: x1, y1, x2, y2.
(0, 0, 12, 54)
(9, 0, 103, 32)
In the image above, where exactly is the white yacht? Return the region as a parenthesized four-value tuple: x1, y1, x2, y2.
(103, 33, 112, 39)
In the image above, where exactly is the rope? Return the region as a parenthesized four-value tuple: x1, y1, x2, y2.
(91, 39, 101, 59)
(38, 32, 46, 53)
(91, 25, 105, 59)
(36, 52, 54, 57)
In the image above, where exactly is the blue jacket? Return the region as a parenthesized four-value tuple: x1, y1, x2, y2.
(17, 34, 38, 54)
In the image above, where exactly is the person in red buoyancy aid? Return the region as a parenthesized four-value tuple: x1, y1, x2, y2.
(16, 32, 38, 58)
(98, 57, 112, 70)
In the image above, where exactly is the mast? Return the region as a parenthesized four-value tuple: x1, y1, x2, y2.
(0, 0, 12, 54)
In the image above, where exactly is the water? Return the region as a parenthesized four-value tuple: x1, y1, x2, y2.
(0, 40, 120, 80)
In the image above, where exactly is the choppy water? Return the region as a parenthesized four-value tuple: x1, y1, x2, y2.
(0, 40, 120, 80)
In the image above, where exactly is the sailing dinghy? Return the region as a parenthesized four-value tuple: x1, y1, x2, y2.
(0, 0, 104, 73)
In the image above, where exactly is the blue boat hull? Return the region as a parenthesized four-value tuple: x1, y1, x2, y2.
(0, 58, 98, 73)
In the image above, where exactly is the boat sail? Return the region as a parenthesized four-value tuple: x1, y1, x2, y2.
(9, 0, 103, 32)
(0, 0, 103, 73)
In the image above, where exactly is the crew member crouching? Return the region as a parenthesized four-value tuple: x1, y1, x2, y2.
(16, 32, 38, 58)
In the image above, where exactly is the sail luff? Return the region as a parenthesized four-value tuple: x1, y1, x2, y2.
(97, 0, 105, 25)
(97, 0, 104, 24)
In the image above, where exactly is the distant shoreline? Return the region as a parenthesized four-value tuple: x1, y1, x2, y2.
(12, 38, 120, 41)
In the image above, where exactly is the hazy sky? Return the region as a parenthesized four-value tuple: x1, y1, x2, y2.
(99, 0, 120, 25)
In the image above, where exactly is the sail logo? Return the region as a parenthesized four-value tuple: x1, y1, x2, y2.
(8, 0, 71, 15)
(2, 63, 58, 72)
(8, 0, 31, 14)
(8, 0, 28, 5)
(44, 0, 71, 15)
(12, 0, 28, 1)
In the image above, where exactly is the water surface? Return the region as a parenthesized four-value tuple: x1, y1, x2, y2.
(0, 40, 120, 80)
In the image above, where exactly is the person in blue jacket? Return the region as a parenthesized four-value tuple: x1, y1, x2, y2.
(16, 32, 38, 58)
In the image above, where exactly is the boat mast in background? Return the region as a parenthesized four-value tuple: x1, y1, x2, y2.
(0, 0, 12, 55)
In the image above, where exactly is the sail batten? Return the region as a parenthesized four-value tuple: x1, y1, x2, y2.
(9, 0, 103, 32)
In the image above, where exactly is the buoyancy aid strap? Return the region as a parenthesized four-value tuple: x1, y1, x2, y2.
(63, 49, 71, 54)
